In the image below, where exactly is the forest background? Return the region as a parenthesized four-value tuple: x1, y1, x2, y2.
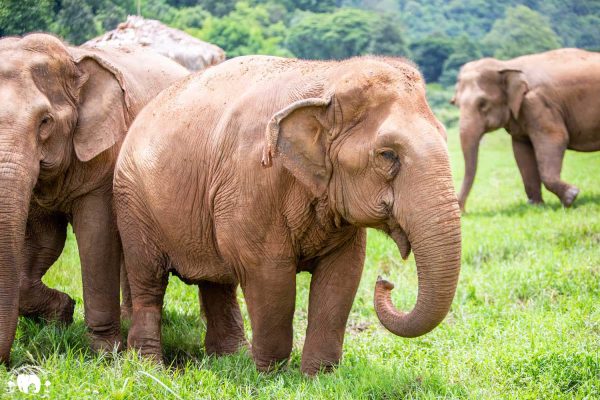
(1, 0, 599, 89)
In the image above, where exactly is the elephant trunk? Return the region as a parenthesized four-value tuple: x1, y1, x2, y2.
(457, 120, 483, 212)
(374, 151, 462, 338)
(0, 150, 36, 365)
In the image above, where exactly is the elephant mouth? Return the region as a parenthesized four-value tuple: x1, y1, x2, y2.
(390, 226, 411, 260)
(378, 221, 411, 260)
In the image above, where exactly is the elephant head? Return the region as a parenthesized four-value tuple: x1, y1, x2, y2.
(0, 34, 130, 365)
(263, 58, 461, 338)
(451, 58, 528, 211)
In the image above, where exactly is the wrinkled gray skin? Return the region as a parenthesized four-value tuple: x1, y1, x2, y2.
(114, 55, 461, 375)
(0, 33, 188, 366)
(453, 48, 600, 211)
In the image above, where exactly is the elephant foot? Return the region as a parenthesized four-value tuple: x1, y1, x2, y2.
(252, 345, 291, 372)
(527, 198, 544, 206)
(20, 291, 75, 325)
(301, 358, 338, 376)
(253, 356, 289, 373)
(205, 335, 248, 356)
(127, 306, 163, 361)
(54, 295, 76, 324)
(562, 186, 579, 207)
(89, 331, 123, 353)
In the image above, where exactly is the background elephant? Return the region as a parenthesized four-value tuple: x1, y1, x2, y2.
(452, 48, 600, 211)
(0, 33, 188, 365)
(113, 56, 462, 375)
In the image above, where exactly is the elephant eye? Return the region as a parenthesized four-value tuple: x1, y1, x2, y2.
(478, 98, 488, 111)
(380, 149, 398, 162)
(38, 114, 54, 140)
(375, 148, 400, 179)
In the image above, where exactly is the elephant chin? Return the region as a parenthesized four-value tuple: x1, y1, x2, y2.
(390, 227, 411, 260)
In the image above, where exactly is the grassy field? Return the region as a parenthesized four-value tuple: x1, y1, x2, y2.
(1, 124, 599, 399)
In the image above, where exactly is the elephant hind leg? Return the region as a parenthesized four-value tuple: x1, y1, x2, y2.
(529, 120, 579, 207)
(116, 203, 168, 360)
(199, 281, 247, 356)
(124, 246, 168, 360)
(19, 206, 74, 324)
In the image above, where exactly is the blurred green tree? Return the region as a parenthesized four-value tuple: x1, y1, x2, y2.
(286, 8, 407, 60)
(409, 34, 454, 83)
(0, 0, 54, 36)
(169, 6, 211, 30)
(482, 5, 562, 59)
(439, 36, 482, 87)
(195, 1, 290, 57)
(54, 0, 99, 44)
(260, 0, 338, 13)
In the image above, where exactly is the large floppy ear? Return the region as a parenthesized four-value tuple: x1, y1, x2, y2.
(500, 69, 528, 119)
(261, 97, 332, 196)
(69, 48, 130, 162)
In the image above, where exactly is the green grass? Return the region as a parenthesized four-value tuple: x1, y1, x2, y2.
(2, 128, 599, 399)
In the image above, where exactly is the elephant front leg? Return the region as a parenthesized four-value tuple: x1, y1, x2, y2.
(72, 192, 122, 352)
(302, 230, 366, 375)
(198, 281, 247, 356)
(512, 138, 543, 204)
(529, 130, 579, 206)
(242, 263, 296, 371)
(19, 206, 75, 323)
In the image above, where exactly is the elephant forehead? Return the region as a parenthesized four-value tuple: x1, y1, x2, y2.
(0, 72, 47, 111)
(0, 53, 28, 78)
(456, 79, 487, 104)
(0, 51, 60, 79)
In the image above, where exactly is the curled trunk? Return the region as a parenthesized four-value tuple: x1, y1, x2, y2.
(375, 162, 462, 338)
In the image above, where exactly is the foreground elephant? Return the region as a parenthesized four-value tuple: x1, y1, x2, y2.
(0, 34, 188, 365)
(114, 55, 462, 375)
(452, 49, 600, 211)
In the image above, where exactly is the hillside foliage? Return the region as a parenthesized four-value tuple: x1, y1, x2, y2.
(0, 0, 598, 85)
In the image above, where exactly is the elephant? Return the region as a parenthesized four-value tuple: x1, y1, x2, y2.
(0, 33, 188, 366)
(452, 48, 600, 211)
(113, 55, 462, 375)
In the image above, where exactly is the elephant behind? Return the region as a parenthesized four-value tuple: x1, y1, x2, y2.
(113, 55, 462, 375)
(452, 48, 600, 211)
(0, 33, 188, 365)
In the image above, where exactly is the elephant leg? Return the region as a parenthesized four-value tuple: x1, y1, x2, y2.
(511, 138, 543, 204)
(19, 206, 74, 323)
(242, 264, 296, 371)
(120, 224, 167, 360)
(72, 192, 122, 352)
(529, 130, 578, 206)
(127, 269, 168, 361)
(198, 281, 247, 356)
(120, 258, 133, 321)
(301, 230, 366, 375)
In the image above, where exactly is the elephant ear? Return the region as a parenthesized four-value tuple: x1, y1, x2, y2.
(500, 69, 528, 119)
(69, 48, 130, 162)
(261, 97, 332, 196)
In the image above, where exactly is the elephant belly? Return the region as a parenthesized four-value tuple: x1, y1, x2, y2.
(567, 130, 600, 152)
(167, 249, 236, 285)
